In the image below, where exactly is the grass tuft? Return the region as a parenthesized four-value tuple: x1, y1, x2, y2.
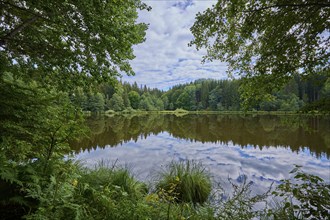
(79, 163, 148, 200)
(155, 160, 212, 204)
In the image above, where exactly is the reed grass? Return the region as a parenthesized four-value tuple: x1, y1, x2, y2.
(155, 160, 212, 204)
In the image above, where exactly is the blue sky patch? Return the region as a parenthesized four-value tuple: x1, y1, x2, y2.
(172, 0, 194, 10)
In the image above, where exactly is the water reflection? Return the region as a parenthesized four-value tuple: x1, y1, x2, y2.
(72, 114, 330, 158)
(73, 114, 330, 194)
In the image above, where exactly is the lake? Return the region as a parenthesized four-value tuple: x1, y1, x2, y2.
(72, 114, 330, 194)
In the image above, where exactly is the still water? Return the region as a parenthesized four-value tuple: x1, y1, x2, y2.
(72, 114, 330, 193)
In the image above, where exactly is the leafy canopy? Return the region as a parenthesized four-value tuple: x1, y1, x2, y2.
(0, 0, 150, 87)
(190, 0, 330, 106)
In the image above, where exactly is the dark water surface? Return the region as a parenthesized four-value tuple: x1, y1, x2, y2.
(72, 114, 330, 193)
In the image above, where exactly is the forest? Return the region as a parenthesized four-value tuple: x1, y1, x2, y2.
(1, 0, 329, 219)
(74, 72, 330, 113)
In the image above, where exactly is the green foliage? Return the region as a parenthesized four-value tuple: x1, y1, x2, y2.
(79, 164, 148, 200)
(300, 97, 330, 113)
(164, 79, 241, 111)
(145, 93, 164, 111)
(0, 0, 150, 88)
(209, 86, 223, 110)
(108, 93, 125, 111)
(71, 88, 88, 110)
(0, 73, 86, 218)
(321, 78, 330, 98)
(74, 77, 328, 113)
(24, 162, 216, 220)
(176, 85, 197, 111)
(260, 93, 303, 112)
(216, 175, 271, 219)
(271, 166, 330, 219)
(155, 160, 212, 204)
(0, 73, 85, 163)
(24, 161, 83, 220)
(87, 92, 105, 113)
(190, 0, 329, 107)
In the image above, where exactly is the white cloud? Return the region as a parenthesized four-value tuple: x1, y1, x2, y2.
(122, 0, 227, 90)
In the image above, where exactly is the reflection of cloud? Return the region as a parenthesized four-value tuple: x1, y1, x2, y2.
(75, 132, 330, 194)
(121, 1, 228, 90)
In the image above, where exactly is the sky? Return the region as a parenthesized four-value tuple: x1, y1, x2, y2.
(121, 0, 227, 91)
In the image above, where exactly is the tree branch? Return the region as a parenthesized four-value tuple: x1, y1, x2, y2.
(0, 1, 51, 46)
(243, 2, 330, 13)
(1, 16, 39, 43)
(0, 0, 49, 19)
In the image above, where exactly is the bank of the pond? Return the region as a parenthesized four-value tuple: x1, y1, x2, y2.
(8, 160, 329, 220)
(83, 109, 330, 117)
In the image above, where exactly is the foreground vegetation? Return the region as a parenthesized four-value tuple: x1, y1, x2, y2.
(2, 158, 329, 220)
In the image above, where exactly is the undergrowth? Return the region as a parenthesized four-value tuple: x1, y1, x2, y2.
(1, 160, 329, 220)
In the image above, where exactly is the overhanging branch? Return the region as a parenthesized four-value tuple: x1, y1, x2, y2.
(0, 16, 39, 46)
(0, 0, 51, 47)
(243, 2, 330, 13)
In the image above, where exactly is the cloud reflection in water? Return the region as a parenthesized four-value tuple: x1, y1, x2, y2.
(75, 131, 330, 194)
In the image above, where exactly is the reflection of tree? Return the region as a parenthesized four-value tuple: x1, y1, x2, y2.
(71, 115, 330, 158)
(71, 114, 166, 151)
(259, 116, 277, 132)
(87, 117, 106, 135)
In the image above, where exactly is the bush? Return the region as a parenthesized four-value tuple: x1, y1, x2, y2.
(270, 166, 330, 219)
(215, 175, 271, 219)
(155, 160, 212, 204)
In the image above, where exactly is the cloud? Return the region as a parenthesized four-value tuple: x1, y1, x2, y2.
(122, 0, 227, 90)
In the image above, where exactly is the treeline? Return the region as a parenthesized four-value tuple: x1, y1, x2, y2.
(70, 73, 330, 112)
(70, 82, 165, 112)
(164, 79, 240, 111)
(164, 74, 329, 112)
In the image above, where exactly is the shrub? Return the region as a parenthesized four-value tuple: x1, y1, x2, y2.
(155, 160, 212, 204)
(215, 175, 271, 219)
(270, 166, 330, 219)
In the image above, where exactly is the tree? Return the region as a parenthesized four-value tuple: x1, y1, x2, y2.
(0, 0, 150, 87)
(128, 91, 140, 109)
(122, 91, 131, 108)
(321, 78, 330, 98)
(70, 87, 88, 110)
(201, 81, 210, 109)
(109, 93, 125, 111)
(190, 0, 330, 107)
(0, 73, 85, 214)
(139, 94, 155, 111)
(209, 86, 222, 110)
(87, 92, 105, 112)
(221, 80, 241, 110)
(154, 98, 164, 110)
(161, 95, 169, 110)
(176, 85, 197, 111)
(0, 1, 150, 217)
